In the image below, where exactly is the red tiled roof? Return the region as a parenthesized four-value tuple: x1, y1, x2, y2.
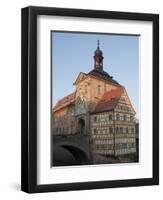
(53, 91, 76, 112)
(53, 87, 123, 113)
(93, 87, 123, 113)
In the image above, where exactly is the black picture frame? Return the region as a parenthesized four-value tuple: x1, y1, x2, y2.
(21, 6, 159, 193)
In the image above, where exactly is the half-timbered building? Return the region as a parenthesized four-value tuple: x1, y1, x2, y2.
(52, 41, 138, 165)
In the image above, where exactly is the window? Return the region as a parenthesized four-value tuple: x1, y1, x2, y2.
(94, 128, 97, 134)
(126, 127, 129, 133)
(109, 127, 113, 134)
(121, 143, 127, 148)
(130, 116, 133, 122)
(120, 127, 123, 133)
(94, 116, 97, 122)
(116, 127, 119, 133)
(96, 85, 101, 94)
(131, 128, 135, 133)
(128, 143, 135, 148)
(124, 115, 127, 121)
(109, 114, 112, 120)
(116, 113, 120, 121)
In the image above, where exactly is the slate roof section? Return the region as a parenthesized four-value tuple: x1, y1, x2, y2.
(53, 91, 76, 112)
(88, 69, 120, 86)
(92, 87, 124, 113)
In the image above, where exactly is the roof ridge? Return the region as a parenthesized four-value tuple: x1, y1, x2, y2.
(58, 91, 76, 101)
(101, 87, 123, 99)
(53, 91, 76, 112)
(88, 69, 120, 86)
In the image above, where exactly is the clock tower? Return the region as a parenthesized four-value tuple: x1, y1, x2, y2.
(94, 40, 104, 71)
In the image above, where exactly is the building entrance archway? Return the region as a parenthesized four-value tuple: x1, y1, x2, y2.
(78, 118, 85, 134)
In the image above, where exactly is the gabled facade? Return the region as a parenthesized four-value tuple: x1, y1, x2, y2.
(90, 87, 137, 163)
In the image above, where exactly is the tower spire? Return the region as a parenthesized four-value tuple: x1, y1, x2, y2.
(97, 40, 100, 49)
(94, 40, 103, 70)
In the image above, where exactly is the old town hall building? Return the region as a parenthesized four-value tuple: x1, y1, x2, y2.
(52, 41, 138, 166)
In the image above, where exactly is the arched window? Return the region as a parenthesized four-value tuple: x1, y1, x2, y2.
(78, 119, 85, 134)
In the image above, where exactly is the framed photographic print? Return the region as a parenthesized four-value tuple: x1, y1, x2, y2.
(21, 6, 159, 193)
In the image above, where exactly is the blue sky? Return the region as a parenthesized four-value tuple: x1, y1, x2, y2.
(52, 32, 139, 118)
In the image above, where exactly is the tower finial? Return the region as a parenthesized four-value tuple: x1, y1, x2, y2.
(97, 40, 100, 49)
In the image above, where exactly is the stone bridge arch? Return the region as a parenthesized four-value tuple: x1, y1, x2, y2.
(52, 135, 92, 166)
